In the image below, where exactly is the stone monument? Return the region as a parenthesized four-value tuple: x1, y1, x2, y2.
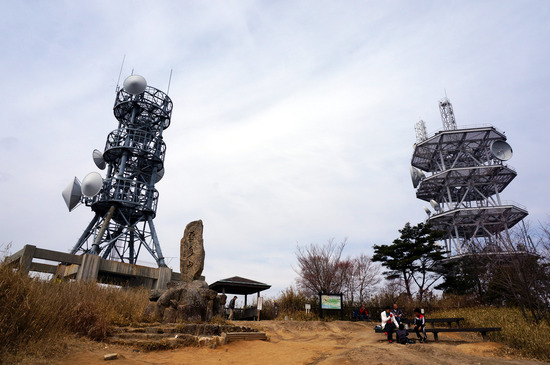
(180, 220, 205, 282)
(143, 220, 226, 323)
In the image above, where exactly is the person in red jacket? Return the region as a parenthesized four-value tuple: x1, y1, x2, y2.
(359, 304, 369, 321)
(413, 307, 428, 343)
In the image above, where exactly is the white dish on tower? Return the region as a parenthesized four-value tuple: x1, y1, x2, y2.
(92, 149, 106, 170)
(430, 199, 441, 212)
(62, 177, 82, 211)
(409, 166, 425, 188)
(490, 140, 513, 161)
(123, 75, 147, 95)
(81, 172, 103, 198)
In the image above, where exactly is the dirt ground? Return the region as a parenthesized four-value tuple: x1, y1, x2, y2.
(57, 320, 546, 365)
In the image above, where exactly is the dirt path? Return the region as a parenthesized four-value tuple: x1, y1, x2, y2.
(58, 320, 545, 365)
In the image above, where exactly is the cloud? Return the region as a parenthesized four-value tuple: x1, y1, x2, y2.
(1, 1, 549, 296)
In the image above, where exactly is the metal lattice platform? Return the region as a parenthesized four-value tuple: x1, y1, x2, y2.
(410, 98, 528, 256)
(65, 75, 172, 266)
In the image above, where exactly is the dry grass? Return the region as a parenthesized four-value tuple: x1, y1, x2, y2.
(0, 262, 149, 364)
(3, 256, 549, 363)
(433, 306, 550, 361)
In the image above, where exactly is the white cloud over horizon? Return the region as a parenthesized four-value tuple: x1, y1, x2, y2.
(1, 1, 549, 297)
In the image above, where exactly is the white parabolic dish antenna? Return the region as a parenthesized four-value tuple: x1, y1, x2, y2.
(155, 167, 165, 183)
(81, 172, 103, 198)
(430, 199, 441, 212)
(123, 75, 147, 95)
(62, 177, 82, 211)
(490, 140, 513, 161)
(92, 149, 106, 170)
(409, 166, 425, 188)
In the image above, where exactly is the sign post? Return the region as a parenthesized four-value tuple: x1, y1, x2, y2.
(319, 293, 344, 320)
(257, 297, 263, 321)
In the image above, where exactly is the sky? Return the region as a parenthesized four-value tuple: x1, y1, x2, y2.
(1, 1, 549, 299)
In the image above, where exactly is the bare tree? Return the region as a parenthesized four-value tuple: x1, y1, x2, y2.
(294, 238, 347, 295)
(480, 221, 550, 323)
(539, 216, 550, 264)
(339, 258, 357, 303)
(353, 254, 382, 304)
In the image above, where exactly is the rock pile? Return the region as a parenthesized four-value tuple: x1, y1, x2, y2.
(144, 280, 226, 323)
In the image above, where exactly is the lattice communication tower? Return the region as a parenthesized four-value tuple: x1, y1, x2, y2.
(409, 97, 528, 257)
(62, 75, 172, 266)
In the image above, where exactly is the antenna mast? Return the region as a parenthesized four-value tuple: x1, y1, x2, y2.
(409, 98, 528, 256)
(415, 120, 428, 143)
(439, 97, 457, 130)
(63, 74, 173, 267)
(115, 55, 126, 93)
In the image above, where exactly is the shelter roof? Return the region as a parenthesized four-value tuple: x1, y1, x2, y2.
(209, 276, 271, 295)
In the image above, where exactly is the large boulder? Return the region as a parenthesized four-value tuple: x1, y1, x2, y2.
(144, 280, 224, 323)
(180, 220, 205, 282)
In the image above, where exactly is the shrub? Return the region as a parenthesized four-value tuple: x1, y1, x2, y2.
(0, 262, 149, 363)
(276, 286, 318, 320)
(433, 306, 550, 361)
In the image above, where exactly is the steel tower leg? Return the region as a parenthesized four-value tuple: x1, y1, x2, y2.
(129, 229, 135, 264)
(91, 206, 117, 254)
(148, 216, 166, 267)
(71, 214, 100, 254)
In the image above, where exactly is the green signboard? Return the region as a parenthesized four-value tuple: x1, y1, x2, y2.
(320, 294, 342, 310)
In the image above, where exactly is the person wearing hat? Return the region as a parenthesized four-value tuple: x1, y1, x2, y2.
(228, 296, 237, 320)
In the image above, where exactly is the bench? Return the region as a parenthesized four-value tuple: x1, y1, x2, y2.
(374, 326, 501, 341)
(402, 317, 464, 328)
(425, 327, 501, 341)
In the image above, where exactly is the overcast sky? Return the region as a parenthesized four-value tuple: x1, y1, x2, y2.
(1, 1, 549, 298)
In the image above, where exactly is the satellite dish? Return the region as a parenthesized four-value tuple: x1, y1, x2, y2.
(62, 177, 82, 211)
(423, 206, 432, 217)
(123, 75, 147, 95)
(409, 166, 426, 188)
(154, 167, 165, 183)
(92, 149, 106, 170)
(81, 172, 103, 198)
(490, 140, 513, 161)
(430, 199, 441, 212)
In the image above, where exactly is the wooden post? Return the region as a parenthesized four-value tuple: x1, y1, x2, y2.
(76, 254, 101, 282)
(257, 296, 263, 322)
(19, 245, 36, 275)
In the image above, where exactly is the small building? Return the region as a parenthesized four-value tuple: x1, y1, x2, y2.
(209, 276, 271, 320)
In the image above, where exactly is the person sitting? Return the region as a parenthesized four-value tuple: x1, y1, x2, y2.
(413, 307, 428, 343)
(396, 323, 410, 345)
(358, 304, 369, 321)
(381, 305, 399, 343)
(392, 302, 404, 324)
(353, 307, 360, 320)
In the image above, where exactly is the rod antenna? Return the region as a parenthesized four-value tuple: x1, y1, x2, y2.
(115, 55, 126, 93)
(167, 69, 173, 95)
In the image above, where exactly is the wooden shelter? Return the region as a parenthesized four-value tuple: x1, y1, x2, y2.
(209, 276, 270, 307)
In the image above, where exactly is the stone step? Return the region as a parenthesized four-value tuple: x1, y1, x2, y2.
(110, 332, 176, 340)
(111, 324, 258, 336)
(108, 335, 198, 350)
(106, 324, 265, 349)
(225, 332, 267, 342)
